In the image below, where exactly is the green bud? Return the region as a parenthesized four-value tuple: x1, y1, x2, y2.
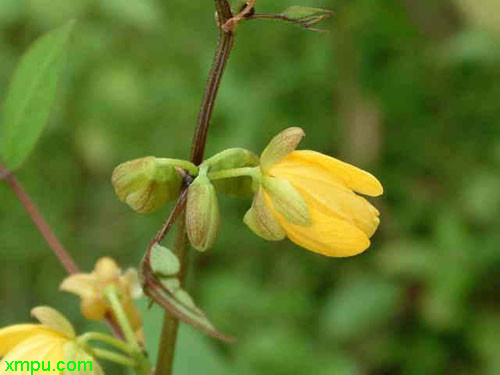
(281, 6, 333, 30)
(262, 176, 311, 226)
(186, 173, 220, 252)
(260, 127, 305, 173)
(111, 157, 182, 213)
(150, 244, 180, 277)
(204, 148, 259, 197)
(244, 188, 286, 241)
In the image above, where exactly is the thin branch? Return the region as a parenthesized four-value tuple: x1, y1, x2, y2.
(1, 163, 124, 340)
(190, 6, 235, 165)
(222, 0, 256, 32)
(152, 1, 236, 373)
(1, 163, 79, 274)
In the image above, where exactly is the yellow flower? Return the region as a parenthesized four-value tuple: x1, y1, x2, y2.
(0, 306, 103, 374)
(245, 127, 383, 257)
(60, 257, 142, 333)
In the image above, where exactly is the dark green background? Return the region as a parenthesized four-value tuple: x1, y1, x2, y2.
(1, 0, 499, 374)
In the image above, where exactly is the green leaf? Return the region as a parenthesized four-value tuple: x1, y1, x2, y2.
(281, 6, 333, 30)
(150, 244, 181, 277)
(0, 21, 74, 170)
(137, 299, 231, 374)
(147, 273, 234, 342)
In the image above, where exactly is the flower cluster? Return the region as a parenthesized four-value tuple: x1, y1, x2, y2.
(60, 257, 143, 335)
(0, 258, 148, 374)
(112, 127, 383, 257)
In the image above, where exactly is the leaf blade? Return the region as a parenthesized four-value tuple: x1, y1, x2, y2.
(0, 21, 74, 170)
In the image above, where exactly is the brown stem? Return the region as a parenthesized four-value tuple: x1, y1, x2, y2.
(190, 6, 235, 165)
(0, 164, 79, 274)
(153, 1, 235, 374)
(153, 214, 189, 375)
(1, 163, 124, 339)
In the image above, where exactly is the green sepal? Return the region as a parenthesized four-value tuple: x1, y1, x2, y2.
(204, 148, 259, 197)
(262, 176, 311, 226)
(31, 306, 76, 339)
(244, 188, 286, 241)
(63, 342, 104, 375)
(260, 127, 304, 173)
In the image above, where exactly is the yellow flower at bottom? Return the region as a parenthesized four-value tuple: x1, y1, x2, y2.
(263, 150, 383, 257)
(60, 258, 142, 334)
(0, 307, 102, 374)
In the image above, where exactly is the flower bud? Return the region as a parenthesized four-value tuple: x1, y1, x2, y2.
(260, 127, 304, 173)
(111, 156, 182, 213)
(281, 6, 333, 30)
(186, 174, 220, 251)
(204, 148, 259, 197)
(262, 176, 311, 226)
(244, 188, 286, 241)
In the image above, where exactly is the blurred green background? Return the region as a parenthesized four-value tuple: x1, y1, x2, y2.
(1, 0, 500, 374)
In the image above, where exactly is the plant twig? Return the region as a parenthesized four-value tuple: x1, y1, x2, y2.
(0, 163, 124, 340)
(222, 0, 257, 32)
(151, 1, 236, 374)
(0, 163, 79, 274)
(190, 1, 235, 165)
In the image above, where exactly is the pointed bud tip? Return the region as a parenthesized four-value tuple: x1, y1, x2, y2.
(261, 127, 305, 172)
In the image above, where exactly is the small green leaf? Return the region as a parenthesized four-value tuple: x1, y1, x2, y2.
(0, 21, 74, 170)
(149, 275, 234, 342)
(150, 244, 181, 277)
(281, 6, 333, 30)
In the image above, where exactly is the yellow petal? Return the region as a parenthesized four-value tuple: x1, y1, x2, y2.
(265, 193, 371, 257)
(94, 257, 121, 283)
(1, 334, 65, 374)
(271, 150, 383, 197)
(122, 268, 143, 299)
(80, 297, 107, 321)
(60, 274, 98, 299)
(0, 325, 60, 356)
(272, 168, 380, 237)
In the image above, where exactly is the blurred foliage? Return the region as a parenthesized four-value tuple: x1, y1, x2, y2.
(1, 0, 500, 374)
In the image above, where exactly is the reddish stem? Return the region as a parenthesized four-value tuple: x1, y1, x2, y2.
(1, 163, 124, 339)
(1, 164, 79, 274)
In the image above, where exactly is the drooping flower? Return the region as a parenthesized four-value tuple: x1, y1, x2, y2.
(60, 257, 142, 333)
(0, 306, 103, 374)
(244, 127, 383, 257)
